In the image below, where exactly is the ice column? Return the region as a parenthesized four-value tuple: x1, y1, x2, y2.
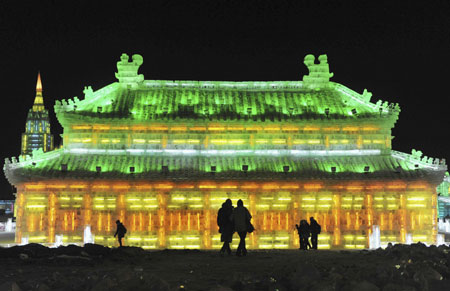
(369, 225, 380, 249)
(406, 233, 413, 245)
(5, 218, 13, 232)
(55, 235, 63, 247)
(436, 234, 445, 246)
(84, 225, 94, 244)
(21, 236, 28, 245)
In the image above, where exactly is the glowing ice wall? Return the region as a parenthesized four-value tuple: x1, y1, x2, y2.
(14, 180, 438, 249)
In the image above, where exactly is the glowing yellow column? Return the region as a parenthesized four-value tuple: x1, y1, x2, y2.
(357, 135, 362, 149)
(107, 213, 111, 232)
(203, 192, 211, 249)
(64, 212, 68, 231)
(399, 193, 406, 243)
(28, 213, 35, 232)
(410, 211, 415, 231)
(157, 192, 166, 248)
(83, 193, 92, 229)
(249, 193, 256, 249)
(431, 192, 438, 244)
(355, 212, 360, 230)
(39, 213, 44, 231)
(127, 133, 132, 147)
(332, 194, 341, 246)
(388, 212, 393, 230)
(366, 194, 373, 235)
(72, 211, 76, 231)
(15, 192, 25, 244)
(48, 192, 56, 244)
(346, 212, 351, 230)
(118, 193, 126, 223)
(380, 213, 385, 231)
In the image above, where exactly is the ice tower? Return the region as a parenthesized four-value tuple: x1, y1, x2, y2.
(4, 54, 446, 249)
(21, 72, 54, 156)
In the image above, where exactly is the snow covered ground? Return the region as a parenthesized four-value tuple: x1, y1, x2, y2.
(1, 243, 450, 290)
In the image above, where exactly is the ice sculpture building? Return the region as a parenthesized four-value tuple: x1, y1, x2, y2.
(4, 53, 446, 249)
(21, 72, 54, 156)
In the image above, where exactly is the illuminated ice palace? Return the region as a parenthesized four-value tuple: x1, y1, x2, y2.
(4, 53, 447, 249)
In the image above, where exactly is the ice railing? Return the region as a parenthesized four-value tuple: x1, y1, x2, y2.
(391, 149, 446, 170)
(5, 148, 385, 171)
(54, 82, 119, 113)
(4, 148, 62, 170)
(332, 82, 399, 115)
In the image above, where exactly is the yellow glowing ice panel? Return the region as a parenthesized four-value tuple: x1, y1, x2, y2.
(93, 196, 116, 210)
(147, 139, 161, 144)
(167, 234, 201, 249)
(307, 139, 321, 144)
(133, 139, 146, 144)
(293, 139, 305, 145)
(28, 236, 48, 242)
(172, 139, 186, 144)
(272, 139, 286, 145)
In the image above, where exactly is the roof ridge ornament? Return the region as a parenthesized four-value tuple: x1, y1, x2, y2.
(115, 53, 144, 88)
(302, 54, 334, 89)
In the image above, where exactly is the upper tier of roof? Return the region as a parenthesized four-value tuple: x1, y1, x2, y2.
(54, 54, 400, 124)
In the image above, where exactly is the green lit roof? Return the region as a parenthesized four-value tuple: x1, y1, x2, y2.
(54, 54, 400, 124)
(4, 149, 446, 185)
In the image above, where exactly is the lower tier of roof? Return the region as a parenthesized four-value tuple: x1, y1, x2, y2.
(4, 149, 446, 185)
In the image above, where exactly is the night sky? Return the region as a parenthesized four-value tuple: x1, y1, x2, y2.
(1, 1, 449, 199)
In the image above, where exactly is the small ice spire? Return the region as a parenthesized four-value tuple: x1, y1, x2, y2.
(36, 71, 43, 92)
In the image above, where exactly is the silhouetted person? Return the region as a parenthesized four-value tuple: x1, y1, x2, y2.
(309, 217, 321, 250)
(296, 220, 310, 250)
(232, 199, 252, 256)
(217, 199, 234, 256)
(114, 220, 127, 247)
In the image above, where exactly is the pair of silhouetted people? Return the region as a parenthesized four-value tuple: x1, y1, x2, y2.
(217, 199, 253, 256)
(296, 217, 321, 250)
(114, 219, 127, 247)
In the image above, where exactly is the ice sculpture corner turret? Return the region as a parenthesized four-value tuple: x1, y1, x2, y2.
(302, 54, 334, 89)
(115, 53, 144, 88)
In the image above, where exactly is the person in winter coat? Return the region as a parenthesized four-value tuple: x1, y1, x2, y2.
(309, 217, 321, 250)
(114, 220, 127, 247)
(217, 199, 234, 256)
(296, 220, 310, 250)
(231, 199, 252, 256)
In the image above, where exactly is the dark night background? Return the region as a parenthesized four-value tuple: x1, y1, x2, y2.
(0, 0, 449, 199)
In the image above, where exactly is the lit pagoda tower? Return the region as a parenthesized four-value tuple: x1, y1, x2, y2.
(21, 73, 54, 156)
(4, 54, 447, 249)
